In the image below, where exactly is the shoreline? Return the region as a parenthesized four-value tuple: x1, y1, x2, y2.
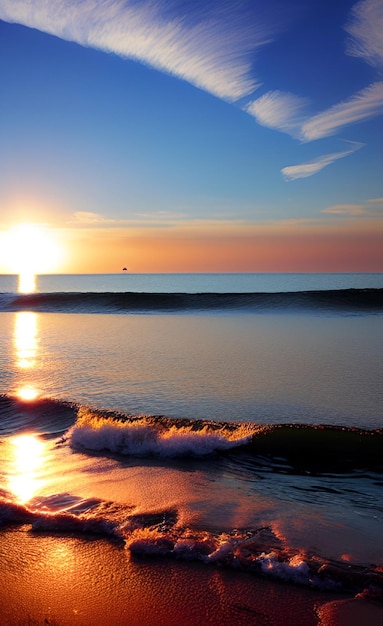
(1, 530, 382, 626)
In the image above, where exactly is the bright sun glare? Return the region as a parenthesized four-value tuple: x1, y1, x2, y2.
(1, 222, 64, 276)
(8, 433, 46, 503)
(17, 385, 39, 401)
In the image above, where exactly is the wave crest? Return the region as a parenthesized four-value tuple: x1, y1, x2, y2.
(4, 288, 382, 314)
(68, 408, 256, 457)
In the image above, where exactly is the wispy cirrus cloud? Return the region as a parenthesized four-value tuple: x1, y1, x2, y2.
(69, 209, 193, 230)
(70, 211, 116, 225)
(0, 0, 275, 101)
(321, 196, 383, 217)
(301, 81, 383, 141)
(245, 90, 308, 136)
(345, 0, 383, 67)
(281, 142, 363, 181)
(367, 196, 383, 204)
(300, 0, 383, 142)
(135, 209, 189, 220)
(321, 204, 369, 216)
(246, 1, 383, 144)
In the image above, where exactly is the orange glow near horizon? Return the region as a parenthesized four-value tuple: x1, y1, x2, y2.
(55, 215, 383, 274)
(1, 216, 382, 274)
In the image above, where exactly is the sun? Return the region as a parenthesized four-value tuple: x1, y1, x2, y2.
(1, 222, 64, 275)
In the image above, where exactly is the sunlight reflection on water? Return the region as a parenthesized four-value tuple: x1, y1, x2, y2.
(18, 273, 36, 294)
(8, 433, 47, 503)
(13, 309, 40, 401)
(16, 386, 39, 401)
(14, 311, 38, 369)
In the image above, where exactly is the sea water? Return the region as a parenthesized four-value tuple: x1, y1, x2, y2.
(0, 274, 382, 602)
(0, 272, 382, 294)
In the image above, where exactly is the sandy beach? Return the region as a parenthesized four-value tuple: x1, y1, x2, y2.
(1, 529, 382, 626)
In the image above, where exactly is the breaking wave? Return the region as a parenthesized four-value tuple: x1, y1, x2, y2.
(66, 407, 256, 458)
(62, 406, 383, 472)
(2, 396, 382, 472)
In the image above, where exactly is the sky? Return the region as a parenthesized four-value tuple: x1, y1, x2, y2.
(0, 0, 382, 273)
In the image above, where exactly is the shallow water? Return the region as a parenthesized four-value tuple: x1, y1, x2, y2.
(0, 310, 381, 426)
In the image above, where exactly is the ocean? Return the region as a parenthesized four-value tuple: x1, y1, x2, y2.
(0, 273, 382, 623)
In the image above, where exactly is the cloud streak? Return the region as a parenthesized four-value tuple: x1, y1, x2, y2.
(367, 197, 383, 204)
(321, 196, 383, 217)
(321, 204, 369, 216)
(281, 142, 363, 181)
(300, 0, 383, 142)
(301, 81, 383, 141)
(245, 1, 383, 144)
(247, 1, 383, 146)
(246, 90, 308, 136)
(345, 0, 383, 68)
(0, 0, 274, 101)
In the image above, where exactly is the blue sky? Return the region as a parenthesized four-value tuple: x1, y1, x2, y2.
(0, 0, 382, 272)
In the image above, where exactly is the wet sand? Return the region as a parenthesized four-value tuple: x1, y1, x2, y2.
(317, 597, 383, 626)
(1, 530, 382, 626)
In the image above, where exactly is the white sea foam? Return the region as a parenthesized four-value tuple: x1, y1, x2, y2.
(0, 490, 377, 594)
(257, 552, 312, 584)
(68, 411, 254, 457)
